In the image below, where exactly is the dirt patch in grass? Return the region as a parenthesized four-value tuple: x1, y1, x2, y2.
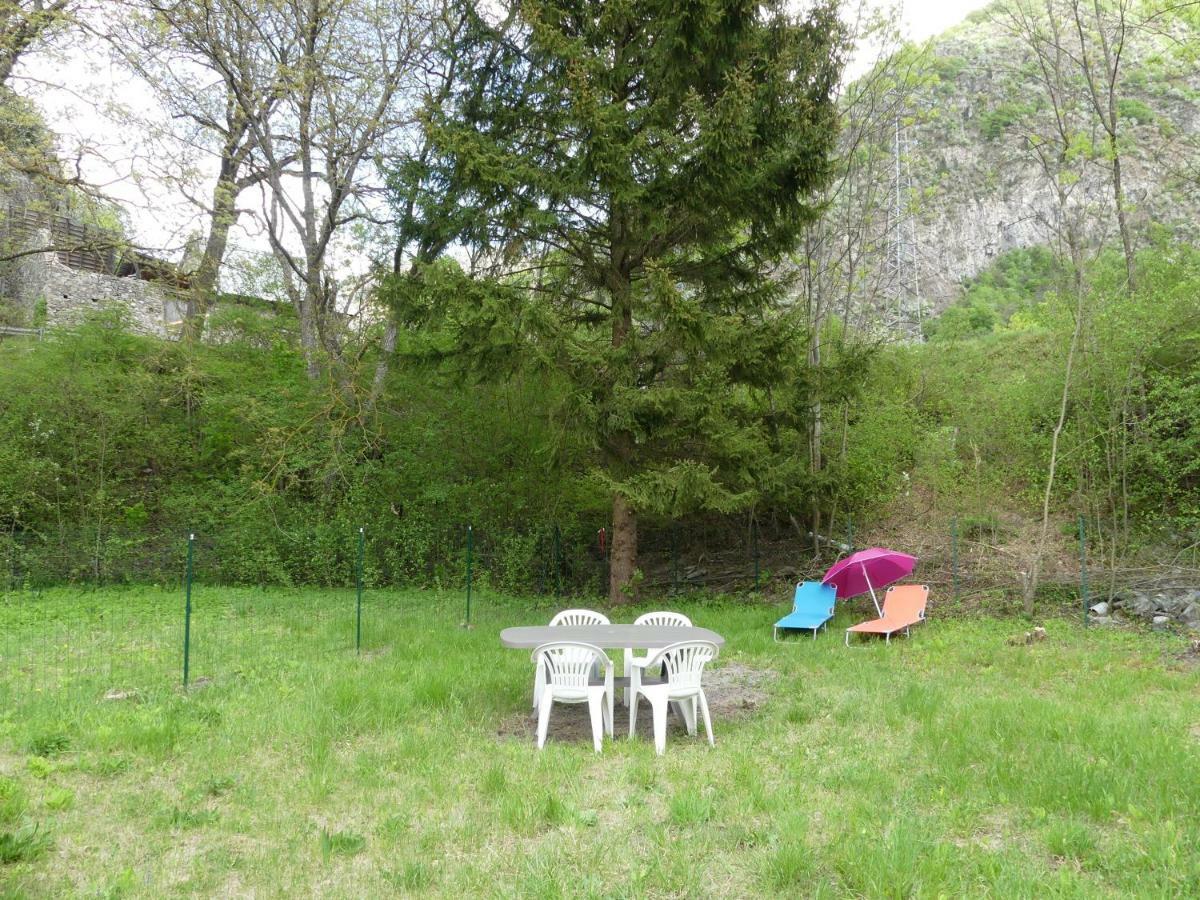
(1169, 640, 1200, 670)
(496, 660, 773, 745)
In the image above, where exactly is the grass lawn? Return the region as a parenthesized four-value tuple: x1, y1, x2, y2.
(2, 587, 1199, 897)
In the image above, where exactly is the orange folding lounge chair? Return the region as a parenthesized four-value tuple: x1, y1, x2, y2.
(845, 584, 929, 646)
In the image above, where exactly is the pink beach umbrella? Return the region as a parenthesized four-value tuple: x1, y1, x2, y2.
(821, 547, 917, 617)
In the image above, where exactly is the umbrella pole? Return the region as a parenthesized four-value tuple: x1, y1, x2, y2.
(862, 563, 882, 616)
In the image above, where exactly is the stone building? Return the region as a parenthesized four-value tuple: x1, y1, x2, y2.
(0, 175, 188, 338)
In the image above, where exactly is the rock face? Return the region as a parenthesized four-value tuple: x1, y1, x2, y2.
(896, 13, 1200, 313)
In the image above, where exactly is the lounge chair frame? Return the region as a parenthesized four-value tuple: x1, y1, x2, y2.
(844, 584, 929, 647)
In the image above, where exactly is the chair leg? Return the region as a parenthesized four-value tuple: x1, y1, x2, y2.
(676, 698, 696, 736)
(649, 695, 668, 756)
(536, 692, 553, 749)
(622, 650, 630, 706)
(606, 685, 614, 738)
(698, 690, 714, 747)
(845, 629, 851, 647)
(587, 695, 604, 753)
(533, 659, 545, 710)
(629, 689, 640, 739)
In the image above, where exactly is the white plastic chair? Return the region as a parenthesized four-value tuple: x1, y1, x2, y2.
(531, 641, 614, 752)
(532, 609, 610, 712)
(623, 611, 692, 709)
(548, 609, 611, 627)
(629, 640, 718, 755)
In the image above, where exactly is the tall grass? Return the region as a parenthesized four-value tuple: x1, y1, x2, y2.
(0, 587, 1197, 896)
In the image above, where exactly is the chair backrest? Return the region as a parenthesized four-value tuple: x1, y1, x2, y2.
(549, 608, 610, 627)
(882, 585, 929, 622)
(650, 640, 718, 694)
(793, 581, 836, 616)
(633, 611, 692, 628)
(532, 642, 610, 695)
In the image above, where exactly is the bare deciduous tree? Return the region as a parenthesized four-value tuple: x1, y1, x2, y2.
(1067, 0, 1137, 290)
(109, 0, 295, 340)
(237, 0, 433, 380)
(789, 4, 928, 546)
(992, 0, 1095, 615)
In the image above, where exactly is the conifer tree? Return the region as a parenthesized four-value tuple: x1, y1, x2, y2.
(392, 0, 844, 602)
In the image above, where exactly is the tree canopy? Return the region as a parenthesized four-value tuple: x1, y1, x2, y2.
(390, 0, 846, 602)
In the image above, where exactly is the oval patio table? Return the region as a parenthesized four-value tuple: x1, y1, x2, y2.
(499, 623, 725, 650)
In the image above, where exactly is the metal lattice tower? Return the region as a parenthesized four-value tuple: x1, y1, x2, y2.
(886, 117, 922, 339)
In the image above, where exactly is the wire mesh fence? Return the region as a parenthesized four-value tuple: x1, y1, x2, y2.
(0, 587, 179, 699)
(1, 515, 1194, 709)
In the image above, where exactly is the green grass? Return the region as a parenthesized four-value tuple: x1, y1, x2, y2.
(1, 587, 1199, 896)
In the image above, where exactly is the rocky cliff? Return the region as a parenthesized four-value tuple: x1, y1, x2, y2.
(900, 5, 1200, 312)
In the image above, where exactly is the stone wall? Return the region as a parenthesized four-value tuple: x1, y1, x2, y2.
(0, 224, 182, 336)
(1, 176, 184, 337)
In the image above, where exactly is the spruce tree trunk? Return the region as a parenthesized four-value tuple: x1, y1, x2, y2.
(608, 241, 638, 605)
(610, 492, 638, 605)
(808, 327, 823, 550)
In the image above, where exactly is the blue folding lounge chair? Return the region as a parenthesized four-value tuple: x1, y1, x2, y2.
(774, 581, 837, 641)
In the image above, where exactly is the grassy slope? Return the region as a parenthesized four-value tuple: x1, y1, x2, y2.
(1, 588, 1198, 897)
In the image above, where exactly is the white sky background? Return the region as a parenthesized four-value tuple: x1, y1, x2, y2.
(13, 0, 993, 280)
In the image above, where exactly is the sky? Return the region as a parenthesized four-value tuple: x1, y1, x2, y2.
(16, 0, 994, 273)
(897, 0, 992, 42)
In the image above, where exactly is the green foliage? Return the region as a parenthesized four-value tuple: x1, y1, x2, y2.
(391, 0, 846, 591)
(925, 299, 998, 342)
(319, 828, 365, 861)
(0, 822, 52, 865)
(907, 240, 1200, 542)
(1117, 97, 1155, 125)
(980, 101, 1037, 140)
(926, 247, 1059, 341)
(0, 313, 607, 588)
(930, 54, 967, 86)
(0, 778, 24, 826)
(0, 87, 55, 157)
(25, 732, 70, 757)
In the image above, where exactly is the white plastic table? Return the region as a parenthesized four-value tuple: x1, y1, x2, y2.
(499, 624, 725, 650)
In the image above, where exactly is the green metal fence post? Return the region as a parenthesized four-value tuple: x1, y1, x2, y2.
(183, 532, 194, 689)
(951, 516, 960, 602)
(465, 525, 474, 626)
(356, 526, 364, 653)
(752, 518, 760, 591)
(1078, 514, 1089, 626)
